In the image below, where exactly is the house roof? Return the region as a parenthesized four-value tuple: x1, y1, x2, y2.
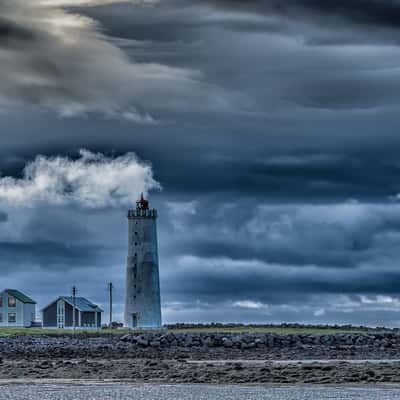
(5, 289, 36, 304)
(42, 296, 103, 312)
(61, 296, 103, 312)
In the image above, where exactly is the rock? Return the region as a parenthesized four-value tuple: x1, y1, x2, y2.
(136, 338, 149, 347)
(222, 338, 233, 348)
(120, 334, 132, 342)
(241, 342, 255, 349)
(145, 360, 159, 367)
(203, 337, 214, 347)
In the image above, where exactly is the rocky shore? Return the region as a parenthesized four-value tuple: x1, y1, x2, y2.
(1, 332, 400, 384)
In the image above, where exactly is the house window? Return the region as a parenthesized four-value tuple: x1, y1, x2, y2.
(0, 313, 2, 323)
(8, 313, 16, 323)
(8, 296, 16, 308)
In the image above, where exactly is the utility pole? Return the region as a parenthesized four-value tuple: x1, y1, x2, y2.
(72, 286, 77, 333)
(108, 282, 113, 328)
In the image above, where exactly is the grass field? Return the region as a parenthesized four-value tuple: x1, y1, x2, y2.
(0, 326, 381, 336)
(0, 328, 121, 337)
(167, 326, 372, 335)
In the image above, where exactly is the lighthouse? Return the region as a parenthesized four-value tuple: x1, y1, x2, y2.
(124, 194, 161, 328)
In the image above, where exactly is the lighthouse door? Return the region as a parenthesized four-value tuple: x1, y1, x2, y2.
(131, 313, 138, 328)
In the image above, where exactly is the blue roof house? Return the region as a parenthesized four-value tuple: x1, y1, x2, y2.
(42, 296, 103, 329)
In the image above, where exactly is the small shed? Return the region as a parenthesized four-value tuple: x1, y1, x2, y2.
(0, 289, 36, 328)
(42, 296, 103, 329)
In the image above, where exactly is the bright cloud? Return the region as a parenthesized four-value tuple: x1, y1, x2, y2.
(0, 0, 232, 121)
(0, 149, 160, 208)
(234, 300, 265, 309)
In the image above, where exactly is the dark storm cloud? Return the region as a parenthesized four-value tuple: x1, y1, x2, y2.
(0, 211, 7, 223)
(159, 154, 400, 201)
(83, 0, 400, 46)
(79, 1, 400, 116)
(21, 208, 91, 243)
(0, 206, 122, 272)
(0, 17, 35, 45)
(192, 0, 400, 46)
(0, 241, 104, 270)
(206, 0, 400, 30)
(2, 0, 400, 326)
(290, 72, 400, 110)
(188, 201, 398, 268)
(157, 199, 400, 319)
(163, 260, 400, 304)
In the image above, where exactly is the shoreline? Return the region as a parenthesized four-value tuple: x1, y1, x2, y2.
(2, 381, 400, 400)
(1, 332, 400, 384)
(0, 379, 400, 387)
(2, 358, 399, 384)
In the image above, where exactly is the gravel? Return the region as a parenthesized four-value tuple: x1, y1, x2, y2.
(1, 332, 400, 384)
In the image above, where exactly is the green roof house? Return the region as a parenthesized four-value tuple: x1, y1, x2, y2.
(0, 289, 36, 327)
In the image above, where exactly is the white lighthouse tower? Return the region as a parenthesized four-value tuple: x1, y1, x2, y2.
(124, 194, 161, 328)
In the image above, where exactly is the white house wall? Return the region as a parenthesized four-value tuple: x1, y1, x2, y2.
(0, 291, 36, 328)
(23, 303, 36, 327)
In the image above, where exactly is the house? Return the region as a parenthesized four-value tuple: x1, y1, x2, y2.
(42, 296, 103, 329)
(0, 289, 36, 328)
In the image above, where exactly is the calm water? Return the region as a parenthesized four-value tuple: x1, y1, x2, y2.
(0, 383, 400, 400)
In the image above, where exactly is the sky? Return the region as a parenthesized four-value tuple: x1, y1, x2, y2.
(1, 0, 400, 326)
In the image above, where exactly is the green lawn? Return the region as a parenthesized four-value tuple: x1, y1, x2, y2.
(167, 326, 374, 335)
(0, 328, 123, 336)
(0, 326, 382, 336)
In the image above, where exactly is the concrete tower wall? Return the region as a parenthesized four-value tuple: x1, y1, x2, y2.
(125, 204, 161, 328)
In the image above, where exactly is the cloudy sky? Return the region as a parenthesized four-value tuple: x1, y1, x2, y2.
(1, 0, 400, 326)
